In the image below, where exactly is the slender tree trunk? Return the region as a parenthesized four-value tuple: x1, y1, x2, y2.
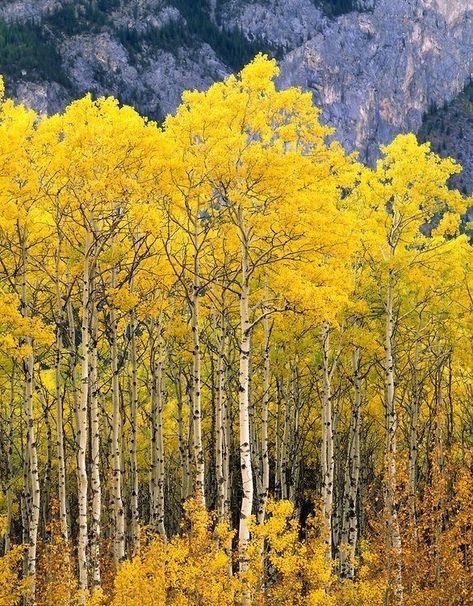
(55, 282, 68, 543)
(339, 346, 361, 579)
(191, 224, 205, 504)
(238, 220, 253, 606)
(150, 329, 166, 538)
(281, 379, 290, 501)
(408, 339, 421, 532)
(89, 281, 101, 586)
(257, 314, 271, 524)
(21, 431, 29, 553)
(156, 344, 166, 538)
(175, 367, 190, 503)
(384, 279, 404, 606)
(77, 229, 90, 595)
(321, 321, 334, 558)
(129, 308, 140, 550)
(111, 268, 125, 563)
(274, 378, 283, 500)
(21, 241, 40, 604)
(216, 318, 227, 522)
(54, 216, 68, 544)
(433, 350, 446, 599)
(288, 365, 300, 506)
(41, 392, 53, 535)
(4, 371, 15, 554)
(224, 360, 232, 518)
(187, 385, 195, 503)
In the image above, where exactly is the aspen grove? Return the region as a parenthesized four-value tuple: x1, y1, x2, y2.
(0, 56, 472, 606)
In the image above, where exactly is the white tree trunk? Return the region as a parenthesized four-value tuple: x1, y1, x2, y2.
(238, 221, 253, 606)
(224, 361, 232, 517)
(4, 375, 15, 554)
(174, 367, 190, 503)
(191, 235, 205, 505)
(321, 321, 334, 558)
(339, 347, 361, 579)
(90, 285, 101, 586)
(257, 314, 271, 524)
(216, 320, 227, 522)
(153, 339, 167, 538)
(55, 326, 68, 544)
(384, 279, 404, 606)
(77, 230, 90, 594)
(129, 309, 140, 549)
(408, 330, 422, 530)
(111, 268, 125, 563)
(21, 243, 40, 604)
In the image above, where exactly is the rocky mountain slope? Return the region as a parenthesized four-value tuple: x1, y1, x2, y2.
(278, 0, 473, 165)
(419, 80, 473, 198)
(0, 0, 472, 191)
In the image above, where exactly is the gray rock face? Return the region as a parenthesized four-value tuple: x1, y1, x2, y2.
(278, 0, 473, 163)
(14, 80, 69, 114)
(8, 5, 228, 119)
(139, 46, 229, 119)
(58, 31, 228, 118)
(0, 0, 66, 22)
(221, 0, 327, 50)
(109, 1, 179, 34)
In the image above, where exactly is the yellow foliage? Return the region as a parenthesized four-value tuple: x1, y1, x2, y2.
(248, 501, 335, 606)
(0, 547, 29, 606)
(112, 499, 238, 606)
(0, 55, 471, 606)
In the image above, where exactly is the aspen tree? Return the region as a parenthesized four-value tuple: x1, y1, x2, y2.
(0, 94, 54, 602)
(354, 133, 468, 606)
(149, 318, 167, 539)
(53, 222, 68, 543)
(159, 194, 212, 506)
(162, 56, 356, 602)
(128, 305, 140, 549)
(321, 321, 335, 557)
(256, 312, 272, 525)
(89, 270, 101, 586)
(214, 305, 230, 523)
(0, 63, 472, 606)
(4, 369, 15, 555)
(339, 346, 362, 579)
(77, 224, 91, 593)
(21, 242, 40, 603)
(110, 267, 126, 563)
(235, 209, 253, 595)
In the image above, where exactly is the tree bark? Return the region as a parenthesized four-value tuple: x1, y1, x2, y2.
(129, 308, 140, 550)
(321, 321, 334, 558)
(150, 327, 166, 538)
(257, 313, 271, 524)
(4, 371, 15, 554)
(21, 240, 40, 604)
(191, 222, 205, 504)
(384, 278, 404, 606)
(216, 316, 228, 523)
(238, 217, 253, 606)
(77, 229, 91, 594)
(111, 267, 125, 564)
(55, 269, 68, 543)
(339, 346, 361, 579)
(89, 279, 101, 586)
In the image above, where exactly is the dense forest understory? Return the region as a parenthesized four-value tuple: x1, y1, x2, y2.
(0, 57, 472, 606)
